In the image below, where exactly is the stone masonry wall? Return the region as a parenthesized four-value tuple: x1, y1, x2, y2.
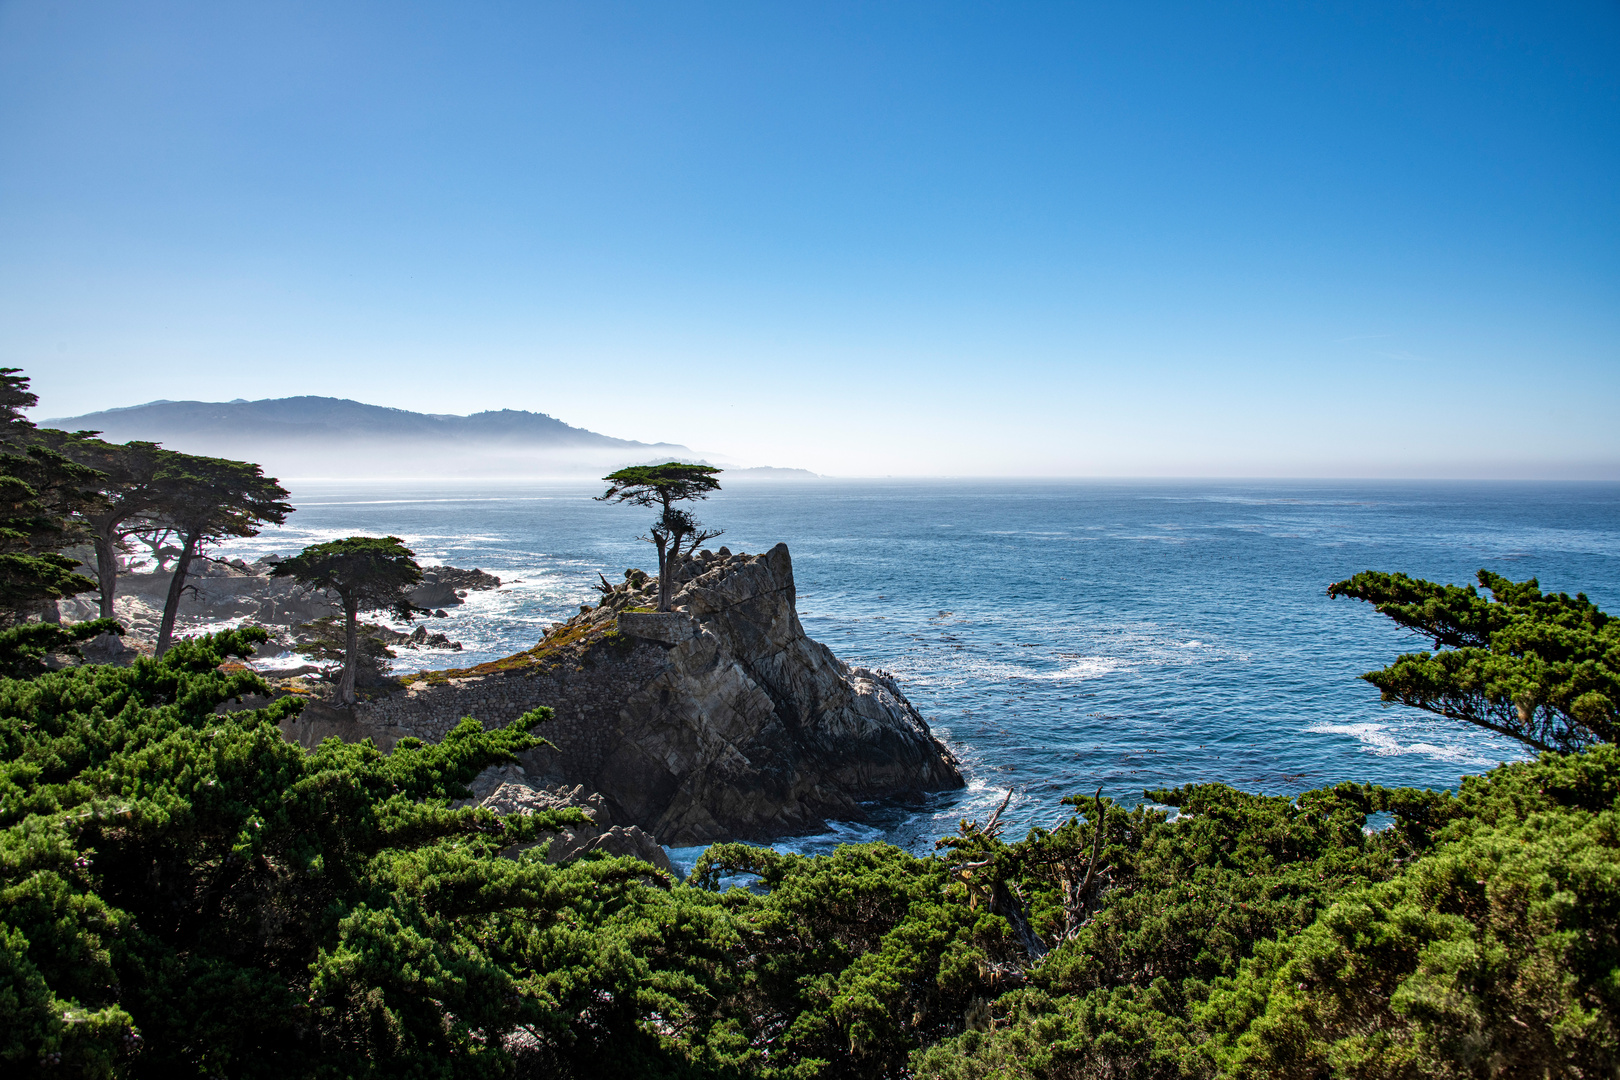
(349, 640, 671, 781)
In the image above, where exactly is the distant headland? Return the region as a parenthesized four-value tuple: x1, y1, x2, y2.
(45, 395, 704, 479)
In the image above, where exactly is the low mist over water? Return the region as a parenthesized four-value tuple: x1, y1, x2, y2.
(211, 478, 1620, 856)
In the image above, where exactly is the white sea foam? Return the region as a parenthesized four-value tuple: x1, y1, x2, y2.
(1306, 722, 1497, 767)
(899, 654, 1128, 687)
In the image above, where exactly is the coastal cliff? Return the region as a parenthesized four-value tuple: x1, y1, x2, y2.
(295, 543, 963, 845)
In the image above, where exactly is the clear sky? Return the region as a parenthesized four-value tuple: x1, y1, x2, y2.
(2, 1, 1616, 477)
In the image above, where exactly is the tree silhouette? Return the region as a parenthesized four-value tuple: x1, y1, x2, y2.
(0, 369, 102, 621)
(42, 434, 176, 618)
(1330, 568, 1619, 752)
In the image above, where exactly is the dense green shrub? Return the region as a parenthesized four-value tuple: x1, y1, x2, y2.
(913, 751, 1620, 1080)
(3, 630, 1615, 1078)
(0, 629, 598, 1077)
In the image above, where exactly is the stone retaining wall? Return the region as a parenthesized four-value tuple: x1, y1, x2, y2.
(348, 640, 670, 780)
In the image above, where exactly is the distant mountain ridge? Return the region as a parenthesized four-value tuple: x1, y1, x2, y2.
(43, 396, 694, 478)
(48, 396, 683, 450)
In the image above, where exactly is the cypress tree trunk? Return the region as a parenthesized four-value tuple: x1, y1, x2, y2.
(656, 491, 675, 612)
(337, 597, 359, 706)
(91, 523, 119, 620)
(663, 525, 688, 610)
(654, 532, 670, 612)
(155, 533, 199, 656)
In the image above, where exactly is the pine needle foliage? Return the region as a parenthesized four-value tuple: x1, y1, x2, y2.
(0, 618, 122, 678)
(597, 463, 723, 612)
(911, 751, 1620, 1080)
(0, 442, 102, 618)
(0, 368, 106, 618)
(1329, 569, 1620, 751)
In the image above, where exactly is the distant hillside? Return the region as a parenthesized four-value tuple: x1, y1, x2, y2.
(44, 396, 694, 478)
(48, 396, 679, 449)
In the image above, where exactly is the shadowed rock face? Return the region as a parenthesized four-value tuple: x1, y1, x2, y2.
(578, 543, 964, 844)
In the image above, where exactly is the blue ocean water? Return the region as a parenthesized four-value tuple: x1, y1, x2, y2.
(214, 479, 1620, 858)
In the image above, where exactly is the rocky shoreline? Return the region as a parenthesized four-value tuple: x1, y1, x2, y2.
(53, 556, 501, 666)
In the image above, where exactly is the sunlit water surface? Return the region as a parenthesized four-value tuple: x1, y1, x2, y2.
(212, 479, 1620, 867)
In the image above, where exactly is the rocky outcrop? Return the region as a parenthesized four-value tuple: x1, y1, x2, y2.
(465, 768, 673, 872)
(593, 543, 963, 842)
(342, 543, 963, 846)
(407, 567, 499, 609)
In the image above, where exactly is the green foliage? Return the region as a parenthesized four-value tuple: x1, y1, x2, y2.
(147, 453, 293, 548)
(0, 618, 122, 679)
(0, 369, 107, 617)
(597, 463, 723, 611)
(0, 445, 103, 617)
(274, 537, 423, 704)
(912, 753, 1620, 1080)
(39, 434, 178, 618)
(0, 632, 597, 1078)
(3, 562, 1617, 1078)
(1330, 569, 1620, 750)
(1213, 747, 1620, 1079)
(4, 656, 1616, 1078)
(0, 368, 40, 439)
(143, 452, 292, 655)
(597, 463, 723, 511)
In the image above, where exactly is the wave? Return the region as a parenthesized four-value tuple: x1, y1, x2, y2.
(1305, 722, 1499, 767)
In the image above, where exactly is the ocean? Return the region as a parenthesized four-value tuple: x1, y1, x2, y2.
(212, 478, 1620, 862)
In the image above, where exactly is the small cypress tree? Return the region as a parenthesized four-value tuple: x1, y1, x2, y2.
(272, 536, 423, 705)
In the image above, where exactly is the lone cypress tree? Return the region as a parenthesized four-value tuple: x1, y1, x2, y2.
(148, 454, 292, 655)
(597, 463, 722, 611)
(272, 536, 423, 705)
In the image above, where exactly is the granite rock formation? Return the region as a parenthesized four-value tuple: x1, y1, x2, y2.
(592, 542, 964, 842)
(342, 543, 964, 845)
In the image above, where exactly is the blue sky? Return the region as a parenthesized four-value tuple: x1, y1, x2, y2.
(3, 1, 1616, 476)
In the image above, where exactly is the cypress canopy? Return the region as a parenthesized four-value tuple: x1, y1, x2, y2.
(1330, 568, 1619, 752)
(597, 462, 722, 611)
(271, 536, 423, 705)
(148, 455, 292, 656)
